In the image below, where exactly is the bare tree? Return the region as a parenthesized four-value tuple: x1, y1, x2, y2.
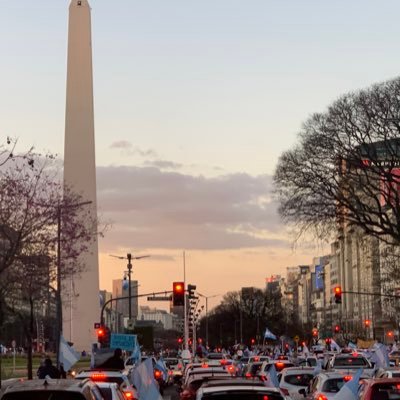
(274, 77, 400, 245)
(0, 153, 98, 378)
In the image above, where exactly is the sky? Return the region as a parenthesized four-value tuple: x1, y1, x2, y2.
(1, 0, 400, 311)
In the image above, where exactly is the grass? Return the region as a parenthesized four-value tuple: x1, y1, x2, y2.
(0, 354, 91, 379)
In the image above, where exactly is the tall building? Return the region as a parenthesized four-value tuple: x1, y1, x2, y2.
(62, 0, 100, 351)
(112, 279, 139, 327)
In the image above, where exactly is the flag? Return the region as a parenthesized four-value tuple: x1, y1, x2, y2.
(333, 368, 362, 400)
(371, 343, 390, 368)
(264, 328, 277, 340)
(391, 342, 399, 354)
(59, 335, 80, 372)
(330, 338, 341, 352)
(264, 364, 280, 388)
(132, 358, 162, 400)
(302, 343, 310, 357)
(312, 359, 322, 375)
(155, 357, 168, 381)
(348, 342, 357, 350)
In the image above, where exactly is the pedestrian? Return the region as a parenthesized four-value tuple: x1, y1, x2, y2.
(98, 348, 125, 370)
(37, 358, 61, 379)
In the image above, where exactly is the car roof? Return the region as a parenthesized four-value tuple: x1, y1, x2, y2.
(201, 378, 266, 388)
(77, 370, 125, 377)
(199, 385, 281, 394)
(280, 367, 315, 374)
(3, 379, 95, 393)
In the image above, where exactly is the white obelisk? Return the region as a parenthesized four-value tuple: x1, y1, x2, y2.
(63, 0, 99, 351)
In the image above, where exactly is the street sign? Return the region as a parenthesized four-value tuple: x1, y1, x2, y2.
(294, 335, 300, 342)
(110, 333, 138, 351)
(147, 296, 172, 301)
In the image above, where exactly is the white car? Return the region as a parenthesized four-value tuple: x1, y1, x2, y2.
(196, 378, 289, 400)
(75, 369, 138, 400)
(328, 353, 374, 377)
(96, 382, 127, 400)
(278, 367, 315, 400)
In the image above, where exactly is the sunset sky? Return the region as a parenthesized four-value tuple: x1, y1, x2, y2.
(1, 0, 400, 311)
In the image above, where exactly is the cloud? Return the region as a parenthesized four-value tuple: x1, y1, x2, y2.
(109, 142, 158, 158)
(97, 165, 286, 251)
(143, 160, 183, 170)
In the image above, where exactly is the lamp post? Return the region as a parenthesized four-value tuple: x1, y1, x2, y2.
(110, 253, 150, 328)
(197, 292, 221, 348)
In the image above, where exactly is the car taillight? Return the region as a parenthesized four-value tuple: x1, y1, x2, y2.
(90, 373, 106, 381)
(227, 365, 235, 374)
(260, 375, 267, 381)
(220, 359, 228, 365)
(245, 373, 252, 378)
(124, 392, 133, 400)
(154, 370, 162, 379)
(201, 363, 209, 368)
(344, 375, 352, 382)
(280, 388, 289, 396)
(263, 396, 269, 400)
(317, 394, 328, 400)
(254, 356, 259, 362)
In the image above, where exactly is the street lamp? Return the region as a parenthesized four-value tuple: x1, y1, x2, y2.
(197, 292, 221, 347)
(110, 253, 150, 328)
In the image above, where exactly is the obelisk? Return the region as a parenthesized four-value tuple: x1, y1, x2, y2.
(63, 0, 99, 351)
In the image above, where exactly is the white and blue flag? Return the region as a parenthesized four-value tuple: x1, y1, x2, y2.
(132, 358, 162, 400)
(265, 364, 280, 388)
(264, 328, 277, 340)
(371, 343, 390, 368)
(59, 335, 80, 371)
(330, 338, 341, 352)
(333, 368, 362, 400)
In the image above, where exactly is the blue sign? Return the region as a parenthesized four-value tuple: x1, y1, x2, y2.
(315, 265, 324, 290)
(110, 334, 138, 351)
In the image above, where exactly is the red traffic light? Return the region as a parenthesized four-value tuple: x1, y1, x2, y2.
(312, 328, 318, 337)
(364, 319, 371, 327)
(334, 325, 340, 333)
(97, 328, 105, 337)
(177, 337, 183, 344)
(334, 286, 342, 304)
(251, 338, 255, 344)
(173, 282, 185, 306)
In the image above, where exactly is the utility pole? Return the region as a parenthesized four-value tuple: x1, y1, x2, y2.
(197, 292, 221, 348)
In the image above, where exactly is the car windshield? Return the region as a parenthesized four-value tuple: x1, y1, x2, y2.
(165, 359, 179, 367)
(3, 392, 86, 400)
(322, 378, 345, 393)
(201, 391, 284, 400)
(208, 354, 224, 360)
(333, 357, 368, 366)
(249, 363, 263, 375)
(98, 387, 113, 400)
(284, 373, 314, 386)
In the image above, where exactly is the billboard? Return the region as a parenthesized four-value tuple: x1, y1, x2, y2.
(315, 265, 324, 290)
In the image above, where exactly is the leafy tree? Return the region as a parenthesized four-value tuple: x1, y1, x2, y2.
(274, 77, 400, 245)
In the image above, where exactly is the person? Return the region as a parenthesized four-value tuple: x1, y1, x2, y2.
(98, 348, 125, 370)
(37, 358, 61, 379)
(59, 363, 67, 379)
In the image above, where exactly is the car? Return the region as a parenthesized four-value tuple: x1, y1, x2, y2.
(375, 367, 400, 378)
(248, 355, 271, 363)
(0, 378, 103, 400)
(278, 367, 315, 400)
(242, 362, 264, 379)
(328, 353, 374, 376)
(75, 369, 138, 400)
(259, 360, 295, 381)
(357, 377, 400, 399)
(96, 382, 127, 400)
(196, 378, 289, 400)
(304, 371, 370, 400)
(183, 366, 230, 386)
(389, 351, 400, 366)
(297, 357, 318, 367)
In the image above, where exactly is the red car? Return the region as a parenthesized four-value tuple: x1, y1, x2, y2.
(358, 378, 400, 399)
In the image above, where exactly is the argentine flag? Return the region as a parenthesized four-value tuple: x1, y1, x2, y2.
(264, 327, 277, 340)
(333, 369, 362, 400)
(265, 364, 280, 388)
(59, 335, 80, 371)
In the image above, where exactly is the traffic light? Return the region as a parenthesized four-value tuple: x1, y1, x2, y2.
(325, 338, 331, 344)
(334, 286, 342, 304)
(177, 337, 183, 344)
(188, 284, 197, 299)
(251, 338, 255, 345)
(312, 328, 318, 337)
(97, 326, 105, 345)
(173, 282, 185, 306)
(334, 325, 340, 333)
(364, 319, 371, 328)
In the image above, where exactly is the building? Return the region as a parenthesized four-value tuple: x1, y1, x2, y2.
(112, 279, 139, 328)
(138, 306, 179, 330)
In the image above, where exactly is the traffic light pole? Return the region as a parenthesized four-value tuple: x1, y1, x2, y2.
(342, 290, 400, 299)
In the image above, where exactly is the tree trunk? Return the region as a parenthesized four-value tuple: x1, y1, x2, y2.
(27, 297, 34, 380)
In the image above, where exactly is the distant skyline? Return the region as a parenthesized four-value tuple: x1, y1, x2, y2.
(1, 0, 400, 311)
